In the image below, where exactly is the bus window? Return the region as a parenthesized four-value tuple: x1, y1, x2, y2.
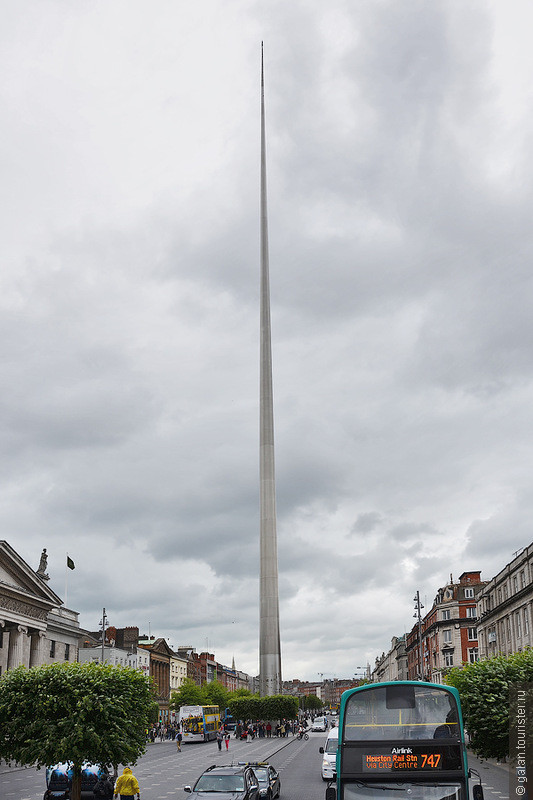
(344, 685, 460, 741)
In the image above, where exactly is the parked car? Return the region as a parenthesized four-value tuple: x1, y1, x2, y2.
(247, 762, 281, 799)
(319, 726, 339, 781)
(184, 764, 260, 800)
(311, 716, 327, 732)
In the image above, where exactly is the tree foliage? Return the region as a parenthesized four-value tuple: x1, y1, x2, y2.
(303, 694, 322, 711)
(203, 680, 229, 709)
(169, 677, 206, 710)
(446, 650, 533, 760)
(228, 696, 261, 721)
(0, 662, 155, 800)
(227, 694, 298, 722)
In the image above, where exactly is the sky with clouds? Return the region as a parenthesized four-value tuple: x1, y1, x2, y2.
(2, 0, 533, 682)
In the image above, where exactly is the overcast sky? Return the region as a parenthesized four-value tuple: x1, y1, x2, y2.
(2, 0, 533, 682)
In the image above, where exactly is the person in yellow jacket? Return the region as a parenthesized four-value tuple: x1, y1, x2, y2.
(113, 767, 140, 800)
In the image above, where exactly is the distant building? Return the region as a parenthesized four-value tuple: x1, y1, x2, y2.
(170, 649, 188, 693)
(477, 544, 533, 658)
(138, 636, 173, 720)
(372, 635, 408, 682)
(78, 644, 135, 667)
(322, 679, 361, 707)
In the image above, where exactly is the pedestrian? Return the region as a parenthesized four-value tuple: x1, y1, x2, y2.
(216, 728, 223, 751)
(225, 732, 230, 750)
(93, 773, 114, 799)
(266, 722, 272, 738)
(176, 730, 182, 752)
(113, 767, 140, 800)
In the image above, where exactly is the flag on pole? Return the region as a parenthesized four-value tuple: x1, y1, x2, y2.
(67, 555, 75, 570)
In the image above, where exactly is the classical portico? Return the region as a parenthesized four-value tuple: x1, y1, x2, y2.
(0, 541, 74, 674)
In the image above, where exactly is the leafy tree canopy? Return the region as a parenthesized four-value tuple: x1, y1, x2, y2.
(304, 694, 322, 711)
(446, 650, 533, 760)
(0, 662, 155, 800)
(204, 680, 229, 709)
(228, 694, 298, 722)
(169, 677, 206, 709)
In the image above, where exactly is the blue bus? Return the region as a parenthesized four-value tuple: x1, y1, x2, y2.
(326, 681, 484, 800)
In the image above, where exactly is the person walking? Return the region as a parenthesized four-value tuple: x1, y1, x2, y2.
(225, 732, 230, 750)
(176, 730, 182, 752)
(113, 767, 140, 800)
(93, 773, 114, 799)
(216, 728, 224, 751)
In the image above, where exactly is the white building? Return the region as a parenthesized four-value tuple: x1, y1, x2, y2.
(78, 643, 151, 675)
(0, 540, 82, 674)
(170, 650, 188, 693)
(477, 544, 533, 658)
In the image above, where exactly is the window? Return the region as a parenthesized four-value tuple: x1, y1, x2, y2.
(442, 609, 451, 621)
(521, 571, 526, 589)
(464, 588, 474, 598)
(513, 576, 519, 594)
(524, 609, 530, 637)
(468, 648, 479, 663)
(507, 619, 512, 641)
(443, 629, 452, 644)
(516, 613, 522, 639)
(64, 644, 70, 661)
(468, 627, 477, 641)
(50, 640, 56, 658)
(466, 606, 477, 618)
(444, 652, 454, 667)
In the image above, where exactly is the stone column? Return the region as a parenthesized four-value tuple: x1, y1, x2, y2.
(7, 625, 28, 670)
(29, 630, 47, 667)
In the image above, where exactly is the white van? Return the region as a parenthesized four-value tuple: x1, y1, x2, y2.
(319, 726, 338, 780)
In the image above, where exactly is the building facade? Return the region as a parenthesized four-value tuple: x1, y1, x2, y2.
(477, 544, 533, 658)
(0, 541, 82, 675)
(372, 636, 408, 683)
(406, 571, 486, 681)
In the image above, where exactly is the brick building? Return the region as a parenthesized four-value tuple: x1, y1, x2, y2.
(406, 571, 486, 681)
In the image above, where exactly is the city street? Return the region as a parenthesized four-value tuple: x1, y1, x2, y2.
(0, 731, 513, 800)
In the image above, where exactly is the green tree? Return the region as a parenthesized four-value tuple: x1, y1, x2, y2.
(231, 687, 254, 698)
(228, 696, 261, 721)
(169, 677, 206, 710)
(0, 662, 155, 800)
(261, 694, 299, 721)
(204, 680, 229, 710)
(228, 695, 299, 723)
(446, 650, 533, 760)
(304, 694, 322, 711)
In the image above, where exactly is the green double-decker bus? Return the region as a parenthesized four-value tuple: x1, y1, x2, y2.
(326, 681, 484, 800)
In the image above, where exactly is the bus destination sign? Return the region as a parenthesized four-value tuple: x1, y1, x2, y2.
(357, 745, 462, 773)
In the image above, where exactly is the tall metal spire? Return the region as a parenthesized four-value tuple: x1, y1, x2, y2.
(259, 43, 282, 696)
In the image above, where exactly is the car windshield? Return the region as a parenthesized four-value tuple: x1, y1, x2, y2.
(194, 775, 245, 792)
(325, 738, 338, 753)
(252, 769, 268, 783)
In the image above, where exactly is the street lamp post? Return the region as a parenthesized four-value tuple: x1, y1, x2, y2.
(413, 592, 424, 680)
(100, 608, 108, 664)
